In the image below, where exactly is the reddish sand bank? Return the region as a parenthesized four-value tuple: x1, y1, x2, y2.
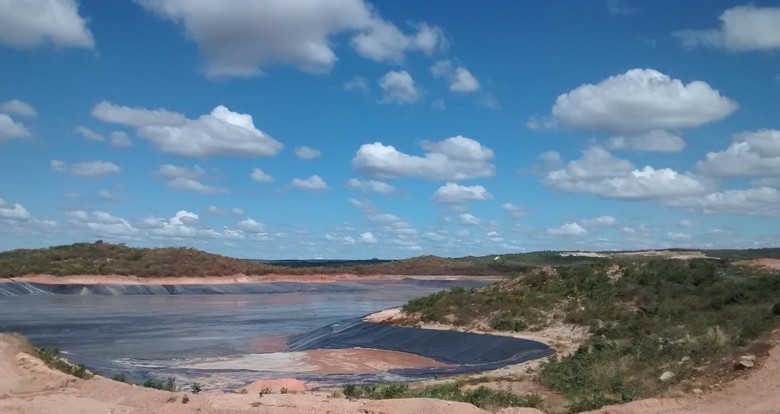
(303, 348, 451, 374)
(2, 273, 498, 285)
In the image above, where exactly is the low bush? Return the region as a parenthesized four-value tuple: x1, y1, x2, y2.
(342, 382, 543, 410)
(35, 347, 89, 379)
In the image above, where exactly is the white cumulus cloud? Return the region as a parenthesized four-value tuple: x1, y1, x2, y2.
(675, 5, 780, 51)
(0, 198, 31, 220)
(0, 0, 94, 49)
(668, 187, 780, 216)
(548, 68, 737, 133)
(0, 114, 31, 141)
(432, 182, 492, 204)
(137, 0, 443, 78)
(353, 135, 494, 181)
(379, 70, 420, 104)
(431, 60, 480, 93)
(290, 175, 328, 191)
(547, 222, 587, 236)
(697, 130, 780, 176)
(94, 102, 283, 158)
(545, 147, 710, 200)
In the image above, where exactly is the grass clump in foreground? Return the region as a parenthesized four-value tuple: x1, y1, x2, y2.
(401, 258, 780, 412)
(342, 382, 543, 410)
(34, 347, 89, 379)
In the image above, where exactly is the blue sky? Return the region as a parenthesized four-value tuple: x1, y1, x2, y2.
(1, 0, 779, 259)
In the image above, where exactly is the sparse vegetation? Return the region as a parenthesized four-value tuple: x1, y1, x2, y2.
(142, 377, 178, 392)
(34, 347, 89, 379)
(190, 382, 202, 394)
(342, 382, 544, 410)
(401, 258, 780, 411)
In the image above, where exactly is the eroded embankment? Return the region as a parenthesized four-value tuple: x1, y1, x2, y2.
(0, 277, 489, 296)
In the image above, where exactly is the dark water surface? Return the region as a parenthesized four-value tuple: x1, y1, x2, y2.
(0, 279, 502, 388)
(0, 279, 552, 388)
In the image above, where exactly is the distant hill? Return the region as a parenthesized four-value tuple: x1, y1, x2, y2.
(0, 242, 278, 278)
(2, 242, 778, 278)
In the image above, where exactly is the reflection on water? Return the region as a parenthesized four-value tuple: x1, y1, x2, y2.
(0, 279, 480, 388)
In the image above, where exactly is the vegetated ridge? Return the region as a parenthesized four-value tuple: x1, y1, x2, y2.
(397, 258, 780, 412)
(2, 242, 780, 279)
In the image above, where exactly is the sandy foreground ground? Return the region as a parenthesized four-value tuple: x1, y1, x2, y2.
(0, 333, 542, 414)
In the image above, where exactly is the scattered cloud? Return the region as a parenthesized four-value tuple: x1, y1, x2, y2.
(547, 222, 587, 236)
(679, 219, 695, 228)
(580, 215, 617, 227)
(92, 101, 186, 127)
(345, 178, 396, 195)
(51, 160, 121, 178)
(205, 206, 245, 216)
(431, 60, 480, 93)
(675, 5, 780, 51)
(0, 100, 37, 117)
(457, 213, 481, 225)
(343, 76, 370, 93)
(67, 210, 137, 236)
(110, 131, 132, 148)
(250, 168, 274, 182)
(353, 135, 494, 181)
(359, 231, 377, 243)
(142, 210, 221, 239)
(0, 198, 32, 220)
(502, 203, 528, 218)
(0, 114, 31, 141)
(352, 21, 445, 63)
(294, 146, 322, 160)
(0, 0, 94, 49)
(432, 182, 492, 204)
(75, 126, 104, 141)
(607, 130, 686, 153)
(290, 175, 328, 191)
(668, 187, 780, 216)
(153, 164, 226, 194)
(606, 0, 637, 15)
(546, 68, 737, 133)
(697, 130, 780, 176)
(379, 70, 420, 104)
(94, 102, 283, 158)
(545, 147, 711, 200)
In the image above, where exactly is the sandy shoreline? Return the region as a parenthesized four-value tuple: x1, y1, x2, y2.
(1, 273, 501, 285)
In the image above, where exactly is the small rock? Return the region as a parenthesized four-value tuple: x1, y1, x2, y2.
(735, 359, 754, 369)
(740, 355, 756, 362)
(659, 371, 675, 382)
(692, 388, 703, 396)
(679, 356, 691, 365)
